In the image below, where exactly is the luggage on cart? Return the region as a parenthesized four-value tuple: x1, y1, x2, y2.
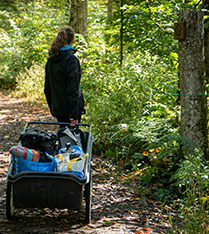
(6, 121, 93, 223)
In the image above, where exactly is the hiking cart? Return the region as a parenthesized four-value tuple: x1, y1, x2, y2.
(6, 121, 93, 223)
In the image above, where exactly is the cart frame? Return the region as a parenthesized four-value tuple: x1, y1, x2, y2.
(6, 121, 93, 223)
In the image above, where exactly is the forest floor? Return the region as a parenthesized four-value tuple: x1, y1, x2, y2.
(0, 90, 182, 234)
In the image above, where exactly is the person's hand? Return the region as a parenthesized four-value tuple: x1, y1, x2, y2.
(70, 118, 78, 126)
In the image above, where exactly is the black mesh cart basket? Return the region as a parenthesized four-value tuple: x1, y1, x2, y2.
(6, 121, 93, 223)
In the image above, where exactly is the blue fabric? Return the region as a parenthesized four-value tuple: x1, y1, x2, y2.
(12, 157, 56, 174)
(57, 145, 84, 157)
(11, 151, 85, 179)
(61, 171, 85, 179)
(60, 45, 74, 51)
(71, 145, 84, 154)
(55, 146, 85, 179)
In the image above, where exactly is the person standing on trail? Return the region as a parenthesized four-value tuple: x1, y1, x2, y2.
(44, 26, 85, 125)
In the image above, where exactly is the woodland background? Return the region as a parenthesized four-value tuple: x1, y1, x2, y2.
(0, 0, 209, 232)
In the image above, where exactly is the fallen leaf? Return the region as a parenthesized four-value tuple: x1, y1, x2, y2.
(140, 227, 151, 233)
(200, 196, 209, 203)
(103, 219, 115, 224)
(0, 219, 9, 223)
(131, 197, 140, 201)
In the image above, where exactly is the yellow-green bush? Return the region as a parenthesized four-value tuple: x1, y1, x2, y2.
(15, 63, 45, 102)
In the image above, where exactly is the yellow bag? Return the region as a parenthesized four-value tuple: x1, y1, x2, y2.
(55, 152, 88, 172)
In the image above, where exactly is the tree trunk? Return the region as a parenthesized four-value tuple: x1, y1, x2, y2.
(203, 0, 209, 84)
(107, 0, 113, 23)
(204, 27, 209, 84)
(120, 0, 124, 67)
(69, 0, 88, 35)
(178, 11, 208, 156)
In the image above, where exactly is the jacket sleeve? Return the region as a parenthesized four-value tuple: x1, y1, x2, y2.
(65, 55, 81, 120)
(44, 62, 52, 111)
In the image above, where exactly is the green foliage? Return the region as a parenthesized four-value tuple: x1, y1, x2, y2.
(174, 149, 209, 233)
(1, 4, 208, 231)
(81, 45, 178, 135)
(104, 0, 184, 61)
(15, 63, 45, 102)
(0, 0, 69, 83)
(95, 117, 183, 200)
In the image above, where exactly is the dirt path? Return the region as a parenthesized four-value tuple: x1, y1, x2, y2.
(0, 90, 180, 234)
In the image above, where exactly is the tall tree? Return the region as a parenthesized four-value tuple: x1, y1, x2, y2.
(107, 0, 113, 23)
(120, 0, 124, 67)
(69, 0, 88, 35)
(178, 11, 208, 156)
(203, 0, 209, 85)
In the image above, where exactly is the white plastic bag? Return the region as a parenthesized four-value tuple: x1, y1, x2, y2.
(55, 146, 88, 172)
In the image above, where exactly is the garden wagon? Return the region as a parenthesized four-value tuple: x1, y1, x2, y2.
(6, 121, 93, 223)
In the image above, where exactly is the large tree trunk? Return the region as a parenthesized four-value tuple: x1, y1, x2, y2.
(204, 25, 209, 84)
(69, 0, 88, 35)
(120, 0, 124, 67)
(107, 0, 113, 23)
(178, 11, 208, 156)
(203, 0, 209, 84)
(203, 0, 209, 159)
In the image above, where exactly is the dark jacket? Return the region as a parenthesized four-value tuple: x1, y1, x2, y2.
(44, 48, 85, 120)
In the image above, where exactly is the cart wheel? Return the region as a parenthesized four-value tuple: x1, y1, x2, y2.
(84, 174, 92, 223)
(6, 182, 14, 220)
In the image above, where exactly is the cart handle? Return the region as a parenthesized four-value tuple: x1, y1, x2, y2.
(24, 121, 91, 132)
(26, 121, 90, 127)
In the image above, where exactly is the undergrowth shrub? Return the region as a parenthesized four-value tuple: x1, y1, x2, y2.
(94, 117, 183, 200)
(81, 48, 178, 136)
(15, 63, 45, 102)
(173, 149, 209, 233)
(95, 117, 208, 205)
(0, 0, 68, 84)
(96, 117, 179, 161)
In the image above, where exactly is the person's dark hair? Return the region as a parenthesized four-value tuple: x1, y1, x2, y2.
(49, 26, 75, 57)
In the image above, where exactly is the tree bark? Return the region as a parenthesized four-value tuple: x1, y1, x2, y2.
(178, 11, 208, 156)
(69, 0, 88, 35)
(107, 0, 113, 23)
(120, 0, 124, 67)
(203, 0, 209, 84)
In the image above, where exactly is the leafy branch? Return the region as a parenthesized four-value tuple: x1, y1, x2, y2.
(146, 2, 174, 36)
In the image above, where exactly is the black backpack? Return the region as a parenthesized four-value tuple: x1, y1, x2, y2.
(19, 129, 58, 156)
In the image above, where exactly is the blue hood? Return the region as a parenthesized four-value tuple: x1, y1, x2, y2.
(60, 45, 75, 51)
